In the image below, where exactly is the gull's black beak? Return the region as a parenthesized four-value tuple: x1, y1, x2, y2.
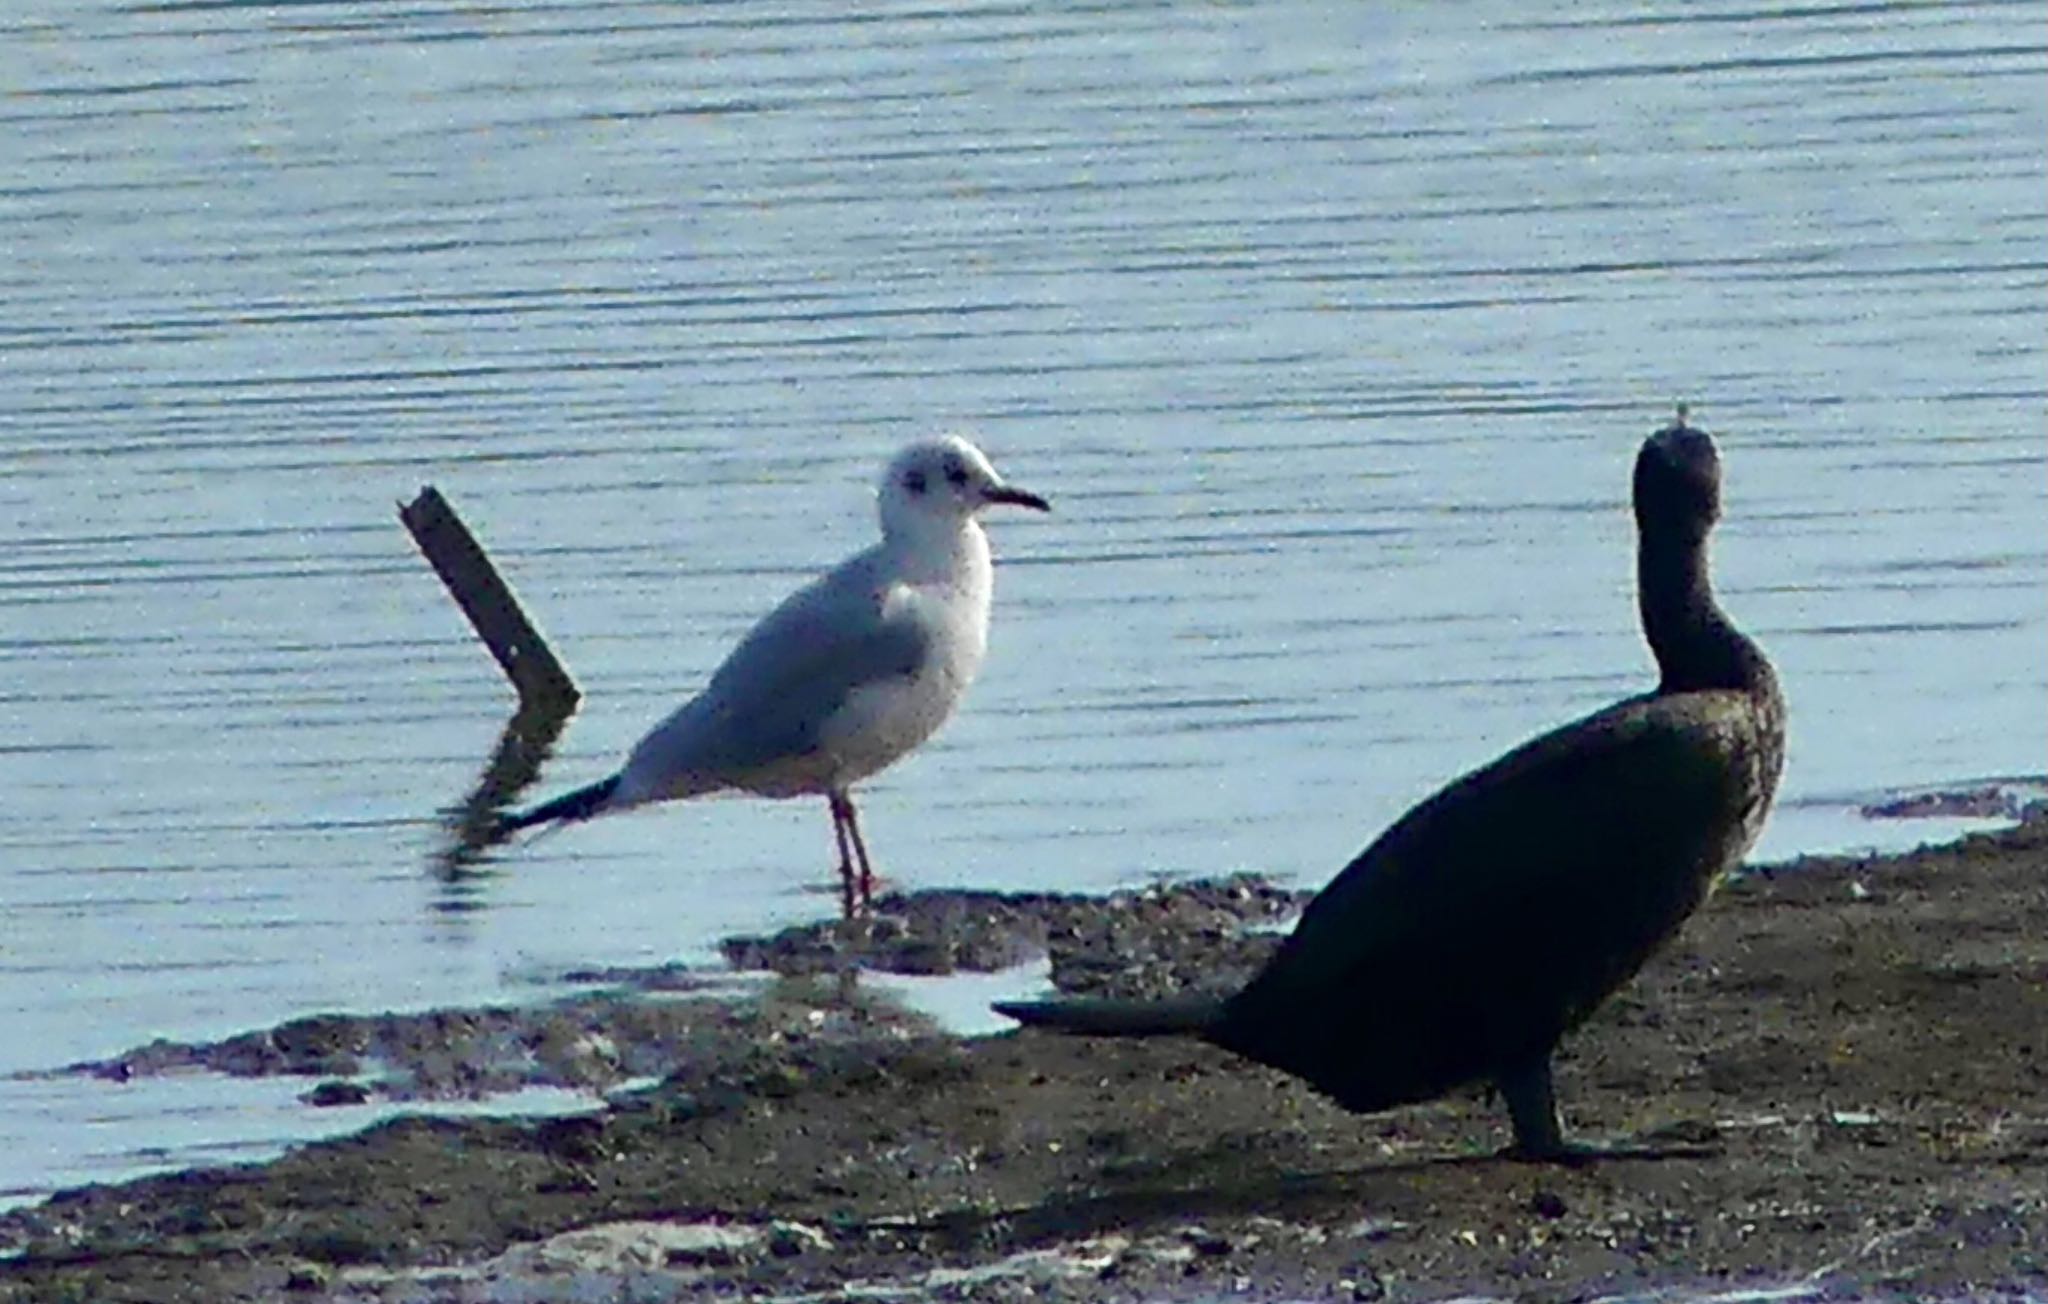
(984, 485, 1051, 512)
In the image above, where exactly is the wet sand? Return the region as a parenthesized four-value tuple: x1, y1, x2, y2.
(4, 817, 2046, 1302)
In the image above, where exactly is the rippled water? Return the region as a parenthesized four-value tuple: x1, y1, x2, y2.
(1, 0, 2042, 1204)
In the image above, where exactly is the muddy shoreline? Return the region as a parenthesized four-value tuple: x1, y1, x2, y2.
(5, 819, 2047, 1302)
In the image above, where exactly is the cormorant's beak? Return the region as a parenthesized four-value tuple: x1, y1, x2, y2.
(984, 484, 1051, 512)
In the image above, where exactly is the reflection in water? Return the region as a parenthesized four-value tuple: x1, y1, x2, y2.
(433, 696, 577, 911)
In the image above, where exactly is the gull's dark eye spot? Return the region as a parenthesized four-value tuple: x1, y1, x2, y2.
(903, 469, 927, 495)
(943, 456, 968, 488)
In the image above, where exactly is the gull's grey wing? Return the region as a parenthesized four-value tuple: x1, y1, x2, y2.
(620, 551, 938, 796)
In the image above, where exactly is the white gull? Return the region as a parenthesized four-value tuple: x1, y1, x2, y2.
(498, 435, 1049, 914)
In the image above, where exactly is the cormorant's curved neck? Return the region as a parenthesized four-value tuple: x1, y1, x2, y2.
(1637, 526, 1764, 694)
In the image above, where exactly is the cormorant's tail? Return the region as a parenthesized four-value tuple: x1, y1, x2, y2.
(993, 994, 1225, 1038)
(497, 774, 622, 839)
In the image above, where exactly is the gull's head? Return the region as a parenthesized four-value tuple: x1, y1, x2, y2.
(877, 434, 1049, 537)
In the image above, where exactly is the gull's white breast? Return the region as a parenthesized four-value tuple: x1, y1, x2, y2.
(817, 551, 992, 789)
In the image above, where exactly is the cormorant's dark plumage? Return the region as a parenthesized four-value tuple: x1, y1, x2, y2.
(996, 416, 1786, 1159)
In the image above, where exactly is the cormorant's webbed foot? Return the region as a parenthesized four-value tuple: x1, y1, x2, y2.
(1496, 1060, 1720, 1164)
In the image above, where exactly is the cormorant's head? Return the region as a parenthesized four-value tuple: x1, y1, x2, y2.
(1634, 409, 1721, 539)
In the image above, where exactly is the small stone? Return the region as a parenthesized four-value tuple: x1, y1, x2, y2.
(295, 1227, 379, 1265)
(302, 1079, 371, 1108)
(534, 1167, 599, 1195)
(283, 1262, 330, 1292)
(1530, 1188, 1568, 1219)
(1341, 1217, 1407, 1242)
(756, 1064, 805, 1098)
(768, 1221, 830, 1257)
(666, 1243, 740, 1269)
(654, 1222, 764, 1268)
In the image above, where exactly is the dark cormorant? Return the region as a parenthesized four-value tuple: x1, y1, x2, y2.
(995, 415, 1786, 1159)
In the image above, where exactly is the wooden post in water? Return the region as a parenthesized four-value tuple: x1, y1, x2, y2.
(399, 487, 580, 710)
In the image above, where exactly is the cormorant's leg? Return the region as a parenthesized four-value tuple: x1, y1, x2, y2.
(1498, 1057, 1573, 1161)
(828, 791, 858, 918)
(1496, 1056, 1719, 1163)
(838, 793, 878, 910)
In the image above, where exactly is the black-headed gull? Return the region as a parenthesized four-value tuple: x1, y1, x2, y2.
(500, 434, 1049, 915)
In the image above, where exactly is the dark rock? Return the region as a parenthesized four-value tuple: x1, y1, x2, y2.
(282, 1261, 330, 1292)
(302, 1080, 372, 1108)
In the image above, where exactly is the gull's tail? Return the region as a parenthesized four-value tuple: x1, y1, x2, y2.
(496, 774, 622, 839)
(993, 994, 1226, 1038)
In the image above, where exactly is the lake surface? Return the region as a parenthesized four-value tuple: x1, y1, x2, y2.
(1, 0, 2042, 1205)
